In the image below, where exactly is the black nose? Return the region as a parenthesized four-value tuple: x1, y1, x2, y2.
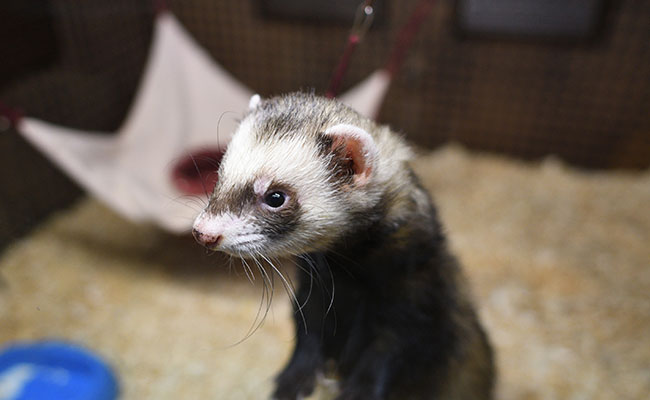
(192, 228, 223, 249)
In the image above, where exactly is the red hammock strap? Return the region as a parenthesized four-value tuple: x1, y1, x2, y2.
(153, 0, 168, 15)
(0, 101, 23, 129)
(326, 1, 376, 98)
(326, 0, 436, 98)
(326, 34, 362, 99)
(385, 0, 436, 77)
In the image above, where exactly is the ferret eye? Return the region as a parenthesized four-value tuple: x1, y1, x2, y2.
(264, 191, 286, 208)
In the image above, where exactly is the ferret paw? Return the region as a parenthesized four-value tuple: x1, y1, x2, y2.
(334, 386, 380, 400)
(271, 371, 317, 400)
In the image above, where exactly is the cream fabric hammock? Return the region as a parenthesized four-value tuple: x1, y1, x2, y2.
(16, 12, 390, 233)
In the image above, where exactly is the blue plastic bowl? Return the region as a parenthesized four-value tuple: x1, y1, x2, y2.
(0, 341, 119, 400)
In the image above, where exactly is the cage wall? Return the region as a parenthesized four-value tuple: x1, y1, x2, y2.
(1, 0, 649, 249)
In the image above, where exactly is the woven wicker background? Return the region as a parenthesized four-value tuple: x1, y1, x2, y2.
(0, 0, 649, 247)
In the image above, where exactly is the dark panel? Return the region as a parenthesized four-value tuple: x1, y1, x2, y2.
(0, 0, 58, 90)
(456, 0, 606, 38)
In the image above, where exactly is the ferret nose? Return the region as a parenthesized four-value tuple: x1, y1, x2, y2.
(192, 228, 223, 249)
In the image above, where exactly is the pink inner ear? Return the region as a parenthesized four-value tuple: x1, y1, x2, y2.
(332, 135, 372, 186)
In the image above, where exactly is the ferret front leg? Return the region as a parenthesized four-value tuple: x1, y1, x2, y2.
(272, 334, 322, 400)
(272, 260, 327, 400)
(335, 344, 392, 400)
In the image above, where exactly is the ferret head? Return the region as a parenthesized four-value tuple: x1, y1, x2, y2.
(192, 93, 411, 258)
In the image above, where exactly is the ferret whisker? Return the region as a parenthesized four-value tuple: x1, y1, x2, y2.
(310, 254, 336, 331)
(227, 254, 234, 274)
(240, 255, 255, 285)
(178, 193, 208, 205)
(253, 252, 275, 321)
(173, 194, 206, 207)
(324, 247, 360, 269)
(188, 153, 210, 198)
(239, 253, 275, 343)
(289, 256, 314, 311)
(162, 194, 205, 213)
(301, 253, 337, 333)
(215, 110, 238, 146)
(240, 255, 248, 276)
(192, 156, 221, 170)
(227, 254, 270, 347)
(249, 254, 272, 335)
(260, 253, 307, 334)
(232, 253, 245, 279)
(299, 253, 334, 315)
(321, 254, 336, 322)
(263, 254, 299, 304)
(271, 255, 309, 311)
(322, 248, 357, 279)
(231, 239, 263, 247)
(297, 254, 322, 290)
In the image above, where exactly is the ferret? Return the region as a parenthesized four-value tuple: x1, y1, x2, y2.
(192, 93, 495, 399)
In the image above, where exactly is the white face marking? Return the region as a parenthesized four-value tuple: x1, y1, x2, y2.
(192, 210, 263, 254)
(217, 119, 326, 201)
(228, 118, 352, 247)
(253, 176, 272, 197)
(193, 211, 239, 237)
(195, 107, 392, 258)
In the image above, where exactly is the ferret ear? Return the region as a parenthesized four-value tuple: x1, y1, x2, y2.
(323, 123, 378, 187)
(249, 94, 262, 110)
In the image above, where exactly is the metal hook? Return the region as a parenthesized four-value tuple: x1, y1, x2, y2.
(351, 0, 375, 39)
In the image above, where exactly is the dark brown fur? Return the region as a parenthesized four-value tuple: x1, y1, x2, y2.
(272, 171, 495, 399)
